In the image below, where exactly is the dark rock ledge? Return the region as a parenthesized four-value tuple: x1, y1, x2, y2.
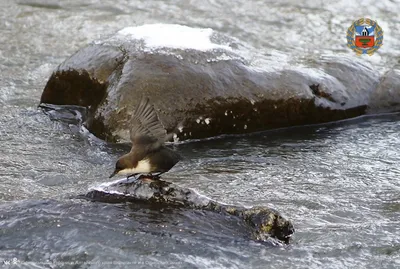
(84, 178, 294, 244)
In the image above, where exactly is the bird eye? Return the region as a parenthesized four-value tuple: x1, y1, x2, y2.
(116, 162, 123, 170)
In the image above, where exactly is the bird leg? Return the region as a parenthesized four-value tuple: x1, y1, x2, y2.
(127, 173, 139, 179)
(121, 173, 140, 184)
(137, 173, 160, 182)
(146, 172, 164, 180)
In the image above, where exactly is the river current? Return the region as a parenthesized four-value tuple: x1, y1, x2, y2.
(1, 0, 399, 268)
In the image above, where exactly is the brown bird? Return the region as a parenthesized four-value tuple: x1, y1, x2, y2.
(109, 97, 181, 180)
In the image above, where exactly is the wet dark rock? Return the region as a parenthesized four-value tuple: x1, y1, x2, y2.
(85, 179, 294, 244)
(39, 25, 400, 142)
(368, 68, 400, 113)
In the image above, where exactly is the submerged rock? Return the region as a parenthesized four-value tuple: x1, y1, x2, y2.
(39, 24, 400, 142)
(85, 178, 294, 244)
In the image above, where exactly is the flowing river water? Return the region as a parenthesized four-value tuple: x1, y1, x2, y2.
(1, 0, 400, 268)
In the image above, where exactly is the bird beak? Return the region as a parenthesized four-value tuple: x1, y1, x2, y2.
(109, 170, 117, 178)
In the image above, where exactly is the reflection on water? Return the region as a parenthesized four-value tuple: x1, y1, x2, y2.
(1, 0, 400, 268)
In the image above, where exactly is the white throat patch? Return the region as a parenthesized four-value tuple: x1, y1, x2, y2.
(117, 159, 152, 175)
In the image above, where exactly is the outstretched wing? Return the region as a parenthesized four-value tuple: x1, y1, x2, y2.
(130, 97, 167, 148)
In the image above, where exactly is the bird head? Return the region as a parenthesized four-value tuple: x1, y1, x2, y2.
(109, 155, 132, 178)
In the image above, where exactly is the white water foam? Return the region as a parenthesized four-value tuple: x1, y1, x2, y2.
(89, 177, 134, 195)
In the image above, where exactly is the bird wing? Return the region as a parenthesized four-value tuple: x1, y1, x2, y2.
(129, 97, 167, 150)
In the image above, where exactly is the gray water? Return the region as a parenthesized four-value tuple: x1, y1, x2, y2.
(1, 0, 400, 268)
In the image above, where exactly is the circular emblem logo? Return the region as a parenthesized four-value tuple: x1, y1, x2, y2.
(347, 18, 383, 55)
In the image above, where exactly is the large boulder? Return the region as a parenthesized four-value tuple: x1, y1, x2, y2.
(84, 178, 294, 244)
(39, 24, 400, 142)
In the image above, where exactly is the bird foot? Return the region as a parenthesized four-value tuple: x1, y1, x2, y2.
(127, 173, 139, 179)
(138, 174, 161, 181)
(119, 176, 140, 185)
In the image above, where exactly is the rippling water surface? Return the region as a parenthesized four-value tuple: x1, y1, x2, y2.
(1, 0, 400, 268)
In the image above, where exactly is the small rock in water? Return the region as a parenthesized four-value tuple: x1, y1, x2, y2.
(85, 177, 294, 244)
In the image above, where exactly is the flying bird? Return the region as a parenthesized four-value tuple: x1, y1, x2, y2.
(109, 97, 181, 180)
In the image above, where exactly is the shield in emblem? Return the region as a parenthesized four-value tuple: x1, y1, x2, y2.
(355, 36, 374, 48)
